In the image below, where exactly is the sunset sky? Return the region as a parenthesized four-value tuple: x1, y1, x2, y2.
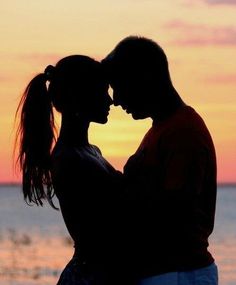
(0, 0, 235, 183)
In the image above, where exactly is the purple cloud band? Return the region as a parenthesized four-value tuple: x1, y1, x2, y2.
(204, 0, 236, 5)
(164, 20, 236, 46)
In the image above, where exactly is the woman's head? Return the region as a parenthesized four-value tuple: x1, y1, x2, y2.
(48, 55, 112, 124)
(15, 55, 111, 208)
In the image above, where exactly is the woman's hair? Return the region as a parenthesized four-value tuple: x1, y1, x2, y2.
(15, 55, 99, 208)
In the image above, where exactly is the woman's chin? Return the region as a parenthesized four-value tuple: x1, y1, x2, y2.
(101, 117, 108, 124)
(94, 116, 108, 124)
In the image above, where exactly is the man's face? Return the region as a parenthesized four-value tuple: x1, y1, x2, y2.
(110, 74, 152, 120)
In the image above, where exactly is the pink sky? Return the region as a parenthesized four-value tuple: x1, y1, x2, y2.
(0, 0, 235, 183)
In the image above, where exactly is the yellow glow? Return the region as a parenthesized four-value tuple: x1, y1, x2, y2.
(1, 0, 236, 182)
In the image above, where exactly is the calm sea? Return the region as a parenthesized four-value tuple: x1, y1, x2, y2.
(0, 185, 235, 285)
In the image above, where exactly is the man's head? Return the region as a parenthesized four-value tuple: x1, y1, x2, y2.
(102, 36, 173, 120)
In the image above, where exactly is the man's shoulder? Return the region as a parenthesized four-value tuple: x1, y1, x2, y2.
(165, 105, 208, 134)
(158, 105, 214, 148)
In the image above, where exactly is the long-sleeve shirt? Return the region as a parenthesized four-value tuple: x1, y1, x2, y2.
(122, 105, 217, 279)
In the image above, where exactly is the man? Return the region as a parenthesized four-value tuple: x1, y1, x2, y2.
(102, 36, 218, 285)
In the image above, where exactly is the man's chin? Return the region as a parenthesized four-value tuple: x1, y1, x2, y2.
(131, 112, 148, 120)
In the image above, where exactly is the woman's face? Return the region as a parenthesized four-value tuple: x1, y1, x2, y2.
(81, 79, 113, 124)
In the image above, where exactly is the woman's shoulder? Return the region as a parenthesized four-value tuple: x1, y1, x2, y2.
(52, 144, 82, 164)
(90, 144, 102, 155)
(51, 144, 90, 180)
(51, 144, 89, 194)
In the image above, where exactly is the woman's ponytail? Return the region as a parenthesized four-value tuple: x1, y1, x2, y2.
(15, 73, 56, 208)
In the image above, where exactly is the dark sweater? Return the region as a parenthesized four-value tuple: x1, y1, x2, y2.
(122, 105, 217, 279)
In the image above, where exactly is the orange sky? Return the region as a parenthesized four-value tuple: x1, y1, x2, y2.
(0, 0, 235, 183)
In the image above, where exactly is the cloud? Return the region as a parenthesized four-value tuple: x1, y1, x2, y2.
(204, 0, 236, 5)
(0, 75, 9, 82)
(164, 20, 236, 46)
(204, 74, 236, 84)
(184, 0, 236, 5)
(15, 52, 104, 66)
(17, 53, 63, 65)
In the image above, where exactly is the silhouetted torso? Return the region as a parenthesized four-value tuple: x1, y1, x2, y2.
(51, 141, 122, 271)
(123, 105, 217, 278)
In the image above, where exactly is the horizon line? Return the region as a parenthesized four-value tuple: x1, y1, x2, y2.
(1, 182, 236, 187)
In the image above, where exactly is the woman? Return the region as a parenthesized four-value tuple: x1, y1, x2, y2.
(16, 55, 122, 284)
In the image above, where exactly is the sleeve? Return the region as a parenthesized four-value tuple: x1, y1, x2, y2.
(160, 127, 208, 198)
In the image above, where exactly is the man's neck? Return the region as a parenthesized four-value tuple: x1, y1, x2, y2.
(152, 87, 186, 123)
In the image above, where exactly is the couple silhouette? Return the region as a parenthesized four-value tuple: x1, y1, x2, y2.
(16, 36, 218, 285)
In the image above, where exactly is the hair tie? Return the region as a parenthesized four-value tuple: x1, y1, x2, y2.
(44, 65, 55, 81)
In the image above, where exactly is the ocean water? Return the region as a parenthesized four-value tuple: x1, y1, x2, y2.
(0, 185, 235, 285)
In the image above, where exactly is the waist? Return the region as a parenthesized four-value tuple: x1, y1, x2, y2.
(125, 247, 215, 279)
(137, 262, 218, 284)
